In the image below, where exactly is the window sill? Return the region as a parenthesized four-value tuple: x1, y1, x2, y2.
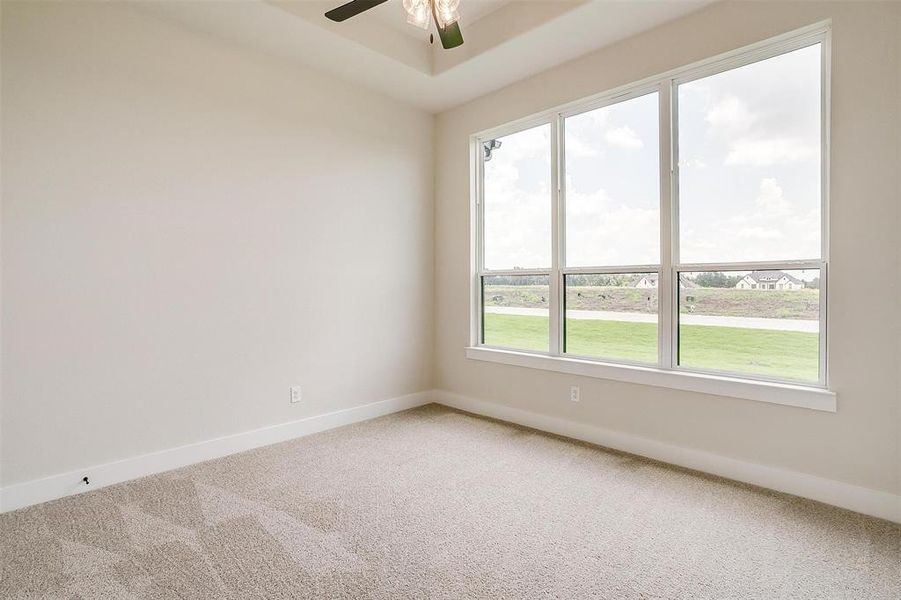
(465, 346, 836, 412)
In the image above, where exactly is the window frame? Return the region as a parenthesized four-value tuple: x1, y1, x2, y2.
(469, 23, 834, 410)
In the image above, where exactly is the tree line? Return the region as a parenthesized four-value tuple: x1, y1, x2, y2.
(485, 272, 820, 289)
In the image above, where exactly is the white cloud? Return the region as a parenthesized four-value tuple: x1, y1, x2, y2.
(678, 157, 707, 169)
(754, 178, 791, 216)
(565, 133, 600, 158)
(605, 125, 643, 149)
(565, 186, 610, 217)
(705, 95, 755, 134)
(565, 188, 658, 266)
(737, 226, 785, 241)
(725, 137, 818, 166)
(575, 106, 610, 129)
(682, 177, 820, 263)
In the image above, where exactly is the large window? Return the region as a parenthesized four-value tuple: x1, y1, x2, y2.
(472, 27, 829, 392)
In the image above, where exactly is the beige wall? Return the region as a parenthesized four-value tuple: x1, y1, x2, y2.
(2, 0, 899, 499)
(0, 2, 434, 485)
(435, 1, 901, 494)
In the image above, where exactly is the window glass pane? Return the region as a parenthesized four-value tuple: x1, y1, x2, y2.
(565, 93, 660, 267)
(677, 270, 820, 382)
(678, 45, 822, 263)
(482, 275, 550, 352)
(564, 273, 658, 364)
(483, 124, 552, 270)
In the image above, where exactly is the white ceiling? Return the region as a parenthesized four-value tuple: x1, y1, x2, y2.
(138, 1, 713, 113)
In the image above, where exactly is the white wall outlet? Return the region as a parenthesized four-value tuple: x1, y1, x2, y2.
(290, 386, 302, 403)
(570, 386, 580, 402)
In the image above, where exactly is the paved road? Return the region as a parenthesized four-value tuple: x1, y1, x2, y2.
(484, 306, 818, 333)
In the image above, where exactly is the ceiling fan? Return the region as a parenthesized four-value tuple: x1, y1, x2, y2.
(325, 0, 464, 49)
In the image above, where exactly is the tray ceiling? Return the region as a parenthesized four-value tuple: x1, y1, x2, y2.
(138, 1, 713, 112)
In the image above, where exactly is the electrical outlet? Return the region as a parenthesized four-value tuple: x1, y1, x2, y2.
(290, 386, 302, 403)
(570, 386, 580, 402)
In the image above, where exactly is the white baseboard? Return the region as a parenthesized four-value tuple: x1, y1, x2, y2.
(5, 388, 898, 524)
(0, 390, 434, 514)
(433, 390, 901, 524)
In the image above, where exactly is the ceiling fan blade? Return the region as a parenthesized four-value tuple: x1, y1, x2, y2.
(324, 0, 389, 22)
(435, 20, 464, 49)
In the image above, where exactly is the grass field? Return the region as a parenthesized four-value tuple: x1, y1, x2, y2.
(483, 313, 819, 382)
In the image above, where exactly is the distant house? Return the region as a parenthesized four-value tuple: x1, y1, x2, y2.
(635, 275, 658, 289)
(634, 274, 697, 289)
(735, 271, 805, 290)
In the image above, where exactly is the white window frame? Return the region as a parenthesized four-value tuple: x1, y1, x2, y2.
(468, 22, 835, 412)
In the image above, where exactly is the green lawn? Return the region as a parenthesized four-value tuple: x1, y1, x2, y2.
(483, 313, 819, 382)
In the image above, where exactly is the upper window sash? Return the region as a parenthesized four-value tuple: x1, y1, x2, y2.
(562, 90, 661, 269)
(668, 36, 831, 270)
(473, 21, 829, 151)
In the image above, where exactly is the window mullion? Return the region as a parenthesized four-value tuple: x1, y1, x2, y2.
(549, 115, 564, 356)
(472, 138, 485, 347)
(658, 80, 675, 369)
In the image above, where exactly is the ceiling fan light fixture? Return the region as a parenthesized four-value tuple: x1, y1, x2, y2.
(325, 0, 462, 49)
(434, 0, 460, 28)
(403, 0, 432, 30)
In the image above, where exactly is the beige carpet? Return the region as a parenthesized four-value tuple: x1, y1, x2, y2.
(1, 404, 899, 599)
